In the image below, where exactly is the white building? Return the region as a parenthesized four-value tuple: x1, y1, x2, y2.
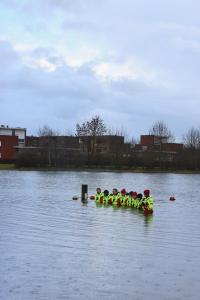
(0, 125, 26, 147)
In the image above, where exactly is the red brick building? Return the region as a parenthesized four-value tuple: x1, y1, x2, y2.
(0, 125, 26, 146)
(161, 142, 183, 152)
(0, 135, 18, 161)
(136, 135, 183, 152)
(133, 135, 183, 162)
(79, 135, 125, 153)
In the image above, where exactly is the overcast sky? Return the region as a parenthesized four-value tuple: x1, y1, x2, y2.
(1, 0, 200, 140)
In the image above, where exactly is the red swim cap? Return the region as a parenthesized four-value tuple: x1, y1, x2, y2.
(133, 192, 138, 197)
(144, 189, 150, 196)
(121, 188, 126, 195)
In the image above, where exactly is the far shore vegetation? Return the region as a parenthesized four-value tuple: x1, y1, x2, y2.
(1, 117, 200, 172)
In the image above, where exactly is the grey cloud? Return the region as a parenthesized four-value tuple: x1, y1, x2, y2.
(0, 41, 20, 69)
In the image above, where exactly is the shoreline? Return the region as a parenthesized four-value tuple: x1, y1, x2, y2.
(1, 164, 200, 174)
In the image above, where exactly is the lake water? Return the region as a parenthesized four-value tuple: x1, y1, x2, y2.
(0, 170, 200, 300)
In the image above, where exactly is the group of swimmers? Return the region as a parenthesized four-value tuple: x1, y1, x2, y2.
(95, 188, 154, 214)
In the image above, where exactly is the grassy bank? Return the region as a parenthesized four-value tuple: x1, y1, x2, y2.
(0, 163, 16, 170)
(1, 164, 200, 173)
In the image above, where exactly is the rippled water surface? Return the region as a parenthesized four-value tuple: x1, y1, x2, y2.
(0, 170, 200, 300)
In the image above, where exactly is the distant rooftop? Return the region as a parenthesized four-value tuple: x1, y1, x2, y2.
(0, 125, 26, 130)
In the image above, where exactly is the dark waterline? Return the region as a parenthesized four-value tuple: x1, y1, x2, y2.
(0, 171, 200, 300)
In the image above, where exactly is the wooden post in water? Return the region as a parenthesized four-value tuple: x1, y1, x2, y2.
(81, 184, 88, 202)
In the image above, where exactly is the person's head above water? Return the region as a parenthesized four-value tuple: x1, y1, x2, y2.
(144, 189, 150, 197)
(112, 188, 118, 195)
(137, 193, 143, 200)
(96, 187, 101, 194)
(104, 190, 109, 196)
(120, 188, 126, 196)
(133, 192, 138, 199)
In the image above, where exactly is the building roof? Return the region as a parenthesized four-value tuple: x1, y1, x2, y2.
(0, 125, 26, 131)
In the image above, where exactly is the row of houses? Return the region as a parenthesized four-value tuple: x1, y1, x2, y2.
(0, 124, 183, 163)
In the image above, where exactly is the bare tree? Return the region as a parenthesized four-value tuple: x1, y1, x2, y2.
(38, 125, 59, 137)
(107, 127, 121, 136)
(76, 115, 107, 154)
(149, 120, 175, 142)
(38, 125, 59, 167)
(183, 127, 200, 149)
(76, 115, 107, 137)
(107, 125, 127, 137)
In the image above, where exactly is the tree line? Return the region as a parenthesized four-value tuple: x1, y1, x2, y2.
(15, 116, 200, 170)
(37, 116, 200, 149)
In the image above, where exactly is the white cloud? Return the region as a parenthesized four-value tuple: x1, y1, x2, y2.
(93, 58, 157, 84)
(63, 45, 101, 68)
(26, 57, 57, 72)
(13, 42, 37, 52)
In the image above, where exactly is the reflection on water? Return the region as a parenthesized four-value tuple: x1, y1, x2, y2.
(0, 170, 200, 300)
